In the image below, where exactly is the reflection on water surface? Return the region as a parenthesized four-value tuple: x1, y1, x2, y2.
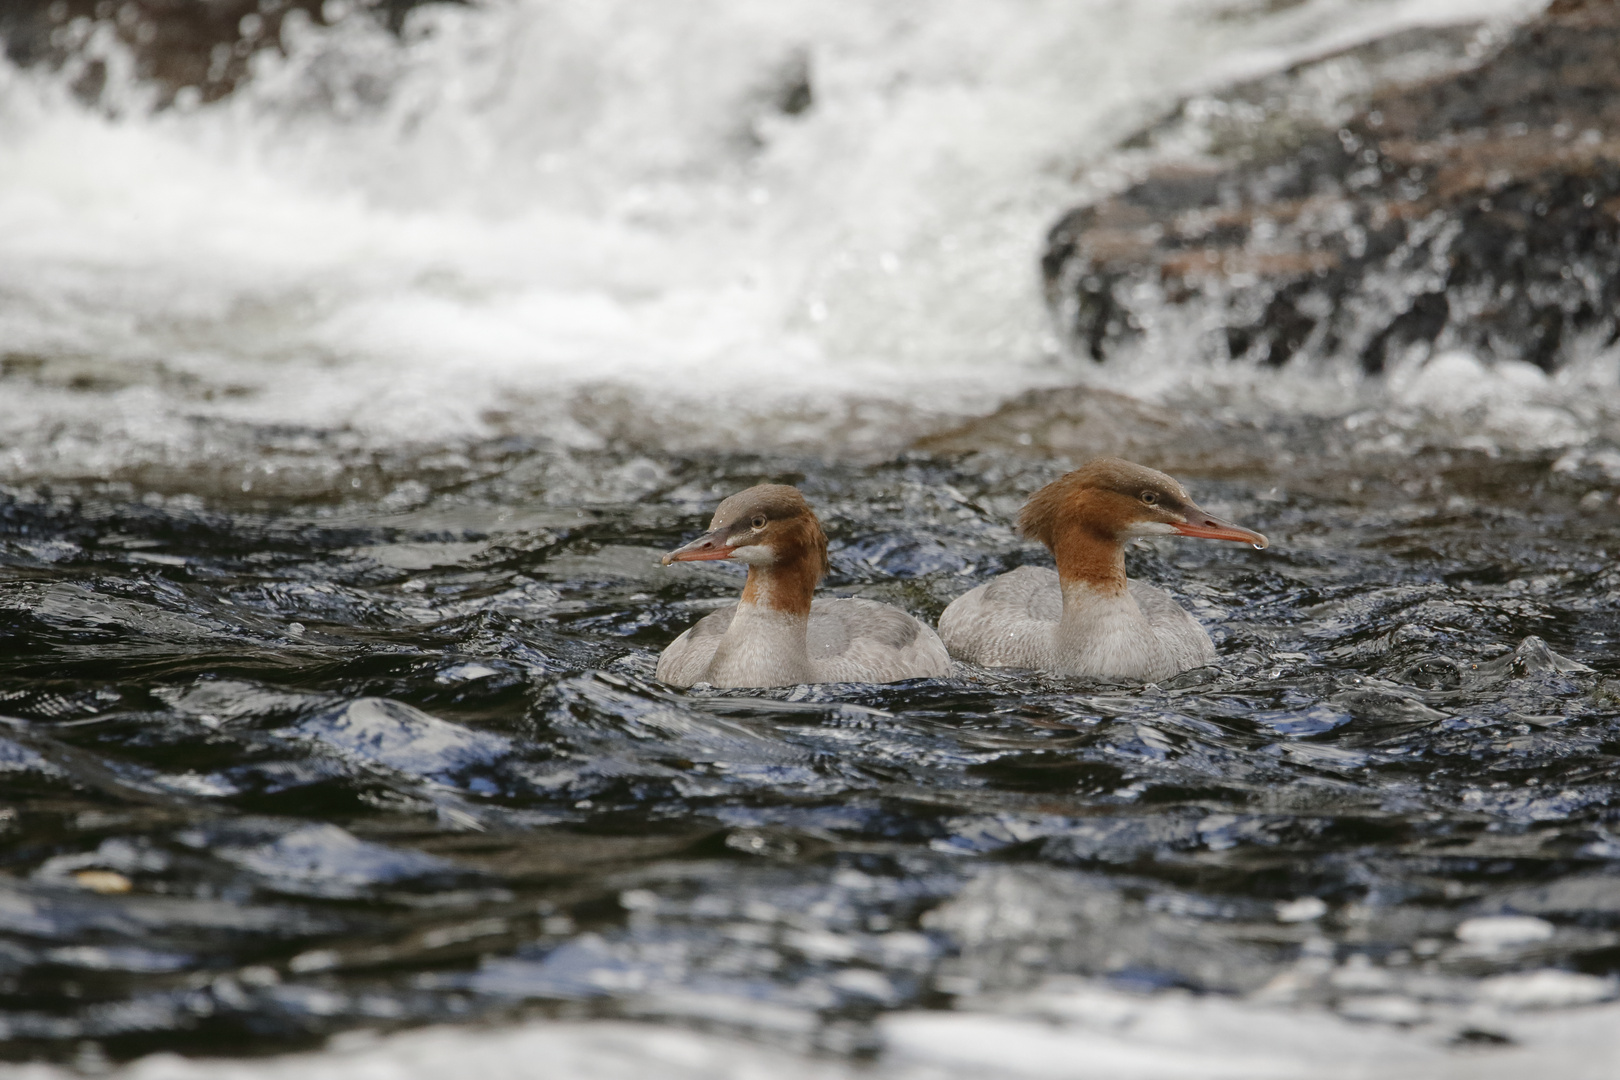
(1, 435, 1617, 1064)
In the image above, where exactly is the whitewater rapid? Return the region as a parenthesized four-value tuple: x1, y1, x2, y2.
(0, 0, 1560, 485)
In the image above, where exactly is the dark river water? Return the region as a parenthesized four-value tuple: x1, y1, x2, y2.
(2, 0, 1620, 1073)
(2, 430, 1617, 1066)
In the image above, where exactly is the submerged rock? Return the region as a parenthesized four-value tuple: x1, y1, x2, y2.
(912, 384, 1291, 471)
(915, 387, 1192, 460)
(1044, 0, 1620, 374)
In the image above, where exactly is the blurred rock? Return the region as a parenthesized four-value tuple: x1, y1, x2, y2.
(917, 387, 1187, 459)
(912, 385, 1289, 473)
(1044, 0, 1620, 374)
(0, 0, 449, 107)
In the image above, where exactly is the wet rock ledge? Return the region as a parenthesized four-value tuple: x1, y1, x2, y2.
(1043, 0, 1620, 375)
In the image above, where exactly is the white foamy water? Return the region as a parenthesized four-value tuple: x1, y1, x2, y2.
(0, 0, 1557, 481)
(2, 980, 1617, 1080)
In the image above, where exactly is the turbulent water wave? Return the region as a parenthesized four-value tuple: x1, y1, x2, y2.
(0, 447, 1618, 1070)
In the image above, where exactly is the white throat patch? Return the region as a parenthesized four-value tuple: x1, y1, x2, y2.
(729, 543, 776, 565)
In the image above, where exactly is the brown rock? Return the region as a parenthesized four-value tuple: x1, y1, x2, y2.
(914, 386, 1276, 473)
(0, 0, 441, 107)
(1044, 0, 1620, 374)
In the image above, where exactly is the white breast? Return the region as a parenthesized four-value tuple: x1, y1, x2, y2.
(657, 598, 949, 688)
(939, 565, 1214, 681)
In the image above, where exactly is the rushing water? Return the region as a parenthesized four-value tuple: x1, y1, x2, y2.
(1, 438, 1618, 1072)
(1, 0, 1619, 1075)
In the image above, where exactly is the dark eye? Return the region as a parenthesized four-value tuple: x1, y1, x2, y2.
(1141, 491, 1158, 505)
(751, 515, 767, 529)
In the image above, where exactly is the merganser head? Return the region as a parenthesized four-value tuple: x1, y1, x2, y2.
(1019, 457, 1268, 551)
(660, 484, 831, 577)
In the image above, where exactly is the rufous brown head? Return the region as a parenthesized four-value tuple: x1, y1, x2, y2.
(660, 484, 831, 578)
(1018, 457, 1268, 551)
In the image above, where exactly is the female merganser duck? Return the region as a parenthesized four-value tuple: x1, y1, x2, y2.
(939, 458, 1267, 682)
(656, 484, 950, 688)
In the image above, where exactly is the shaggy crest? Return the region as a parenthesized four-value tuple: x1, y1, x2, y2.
(1018, 457, 1192, 549)
(710, 484, 831, 579)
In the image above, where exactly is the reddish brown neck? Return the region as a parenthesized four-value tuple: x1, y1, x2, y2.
(740, 560, 818, 617)
(1024, 488, 1130, 595)
(1049, 523, 1127, 595)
